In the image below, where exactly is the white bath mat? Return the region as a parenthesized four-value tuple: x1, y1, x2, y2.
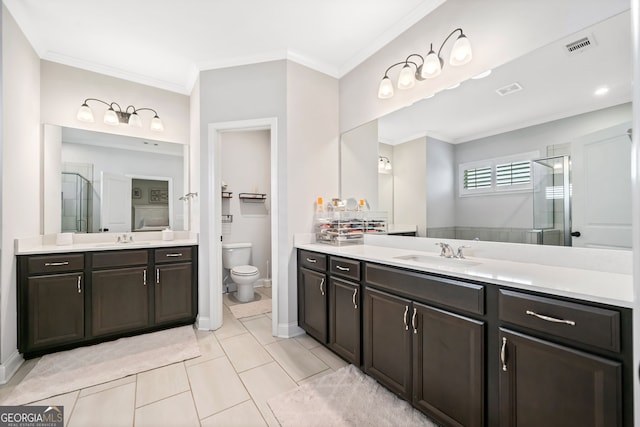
(229, 298, 272, 319)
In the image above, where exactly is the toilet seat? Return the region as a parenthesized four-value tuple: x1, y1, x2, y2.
(231, 265, 259, 276)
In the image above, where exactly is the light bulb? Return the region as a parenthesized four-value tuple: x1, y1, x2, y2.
(422, 46, 442, 78)
(378, 76, 394, 99)
(450, 34, 472, 66)
(77, 104, 95, 123)
(103, 108, 119, 126)
(150, 115, 164, 132)
(397, 64, 415, 90)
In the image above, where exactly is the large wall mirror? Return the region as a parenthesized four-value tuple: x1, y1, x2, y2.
(340, 10, 632, 249)
(43, 125, 189, 234)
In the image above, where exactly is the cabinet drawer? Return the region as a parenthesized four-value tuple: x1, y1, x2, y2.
(330, 257, 360, 281)
(365, 264, 484, 315)
(155, 247, 192, 263)
(498, 289, 620, 353)
(27, 254, 84, 274)
(299, 250, 326, 271)
(93, 250, 148, 268)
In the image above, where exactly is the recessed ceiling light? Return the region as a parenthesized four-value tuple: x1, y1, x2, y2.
(594, 87, 609, 96)
(472, 70, 492, 79)
(446, 82, 461, 90)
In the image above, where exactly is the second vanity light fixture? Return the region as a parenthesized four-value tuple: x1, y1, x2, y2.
(378, 156, 392, 172)
(378, 28, 473, 99)
(77, 98, 165, 132)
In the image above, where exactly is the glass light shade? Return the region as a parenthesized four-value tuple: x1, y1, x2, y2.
(378, 159, 386, 172)
(103, 108, 119, 126)
(77, 104, 95, 123)
(128, 112, 142, 127)
(449, 34, 472, 66)
(397, 64, 416, 90)
(422, 51, 442, 78)
(378, 76, 394, 99)
(385, 161, 392, 171)
(150, 116, 164, 132)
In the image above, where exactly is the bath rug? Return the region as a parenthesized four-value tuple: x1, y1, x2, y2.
(229, 298, 272, 319)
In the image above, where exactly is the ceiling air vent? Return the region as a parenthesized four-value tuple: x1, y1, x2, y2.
(495, 82, 523, 97)
(564, 35, 596, 55)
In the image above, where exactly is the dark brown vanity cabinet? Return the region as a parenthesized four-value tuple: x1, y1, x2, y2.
(364, 264, 485, 427)
(18, 246, 198, 358)
(328, 256, 362, 366)
(298, 250, 328, 343)
(154, 248, 194, 324)
(91, 250, 150, 336)
(498, 290, 624, 426)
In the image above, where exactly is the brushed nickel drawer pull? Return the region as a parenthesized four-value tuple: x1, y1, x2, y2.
(500, 337, 508, 371)
(77, 276, 82, 293)
(165, 253, 183, 257)
(525, 310, 576, 326)
(305, 257, 317, 263)
(352, 288, 358, 309)
(336, 265, 350, 271)
(156, 268, 160, 285)
(143, 269, 147, 286)
(403, 305, 409, 330)
(411, 308, 418, 334)
(319, 278, 325, 296)
(45, 261, 69, 267)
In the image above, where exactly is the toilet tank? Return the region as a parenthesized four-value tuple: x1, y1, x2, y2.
(221, 242, 252, 268)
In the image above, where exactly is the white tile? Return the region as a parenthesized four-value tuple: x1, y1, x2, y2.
(79, 375, 136, 398)
(293, 333, 322, 350)
(68, 382, 135, 427)
(29, 390, 79, 427)
(239, 362, 298, 426)
(135, 362, 190, 407)
(310, 345, 349, 371)
(242, 315, 281, 346)
(265, 339, 329, 382)
(185, 333, 226, 367)
(219, 333, 273, 373)
(135, 391, 199, 427)
(186, 356, 250, 419)
(214, 308, 248, 340)
(200, 400, 267, 427)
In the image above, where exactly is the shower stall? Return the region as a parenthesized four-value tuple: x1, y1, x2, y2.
(61, 172, 92, 233)
(531, 155, 571, 246)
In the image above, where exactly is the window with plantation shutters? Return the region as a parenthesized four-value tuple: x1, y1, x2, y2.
(459, 151, 538, 196)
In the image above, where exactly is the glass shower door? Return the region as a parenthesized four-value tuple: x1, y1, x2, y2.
(532, 156, 571, 246)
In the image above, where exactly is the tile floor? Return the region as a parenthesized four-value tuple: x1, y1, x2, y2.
(0, 288, 347, 426)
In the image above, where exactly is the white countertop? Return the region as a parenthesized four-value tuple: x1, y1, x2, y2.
(15, 231, 198, 255)
(295, 237, 634, 308)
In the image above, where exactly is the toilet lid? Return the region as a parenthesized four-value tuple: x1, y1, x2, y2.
(232, 265, 258, 276)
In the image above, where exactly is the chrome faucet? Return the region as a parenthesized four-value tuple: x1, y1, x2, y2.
(435, 242, 454, 258)
(455, 245, 471, 259)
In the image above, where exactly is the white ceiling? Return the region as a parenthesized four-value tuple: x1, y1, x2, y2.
(3, 0, 445, 94)
(378, 10, 632, 144)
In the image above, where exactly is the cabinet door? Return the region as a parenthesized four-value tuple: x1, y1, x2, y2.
(155, 263, 193, 324)
(92, 267, 149, 336)
(363, 287, 412, 399)
(499, 328, 622, 427)
(26, 273, 84, 350)
(298, 268, 328, 343)
(412, 302, 485, 427)
(329, 278, 360, 365)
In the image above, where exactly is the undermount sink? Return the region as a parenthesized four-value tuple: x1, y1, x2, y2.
(393, 254, 481, 267)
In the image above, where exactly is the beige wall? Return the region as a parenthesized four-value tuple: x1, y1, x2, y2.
(1, 4, 41, 379)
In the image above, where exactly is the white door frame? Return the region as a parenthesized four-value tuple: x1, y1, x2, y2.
(207, 118, 278, 335)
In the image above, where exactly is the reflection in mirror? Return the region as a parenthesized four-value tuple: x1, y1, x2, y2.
(44, 125, 187, 234)
(341, 11, 632, 249)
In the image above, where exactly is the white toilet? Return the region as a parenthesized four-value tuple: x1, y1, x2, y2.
(222, 242, 259, 302)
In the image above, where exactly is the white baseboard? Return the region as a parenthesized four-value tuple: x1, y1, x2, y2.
(0, 350, 24, 385)
(195, 315, 211, 331)
(277, 321, 305, 338)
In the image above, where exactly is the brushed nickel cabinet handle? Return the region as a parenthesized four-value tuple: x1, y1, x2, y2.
(352, 288, 358, 309)
(156, 268, 160, 285)
(411, 308, 418, 334)
(336, 265, 350, 271)
(403, 305, 409, 330)
(501, 337, 508, 372)
(525, 310, 576, 326)
(143, 269, 147, 286)
(165, 253, 183, 257)
(45, 261, 69, 267)
(77, 276, 82, 293)
(305, 257, 317, 263)
(320, 277, 325, 296)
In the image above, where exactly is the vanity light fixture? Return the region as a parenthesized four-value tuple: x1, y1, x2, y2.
(378, 156, 392, 172)
(378, 28, 473, 99)
(77, 98, 165, 132)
